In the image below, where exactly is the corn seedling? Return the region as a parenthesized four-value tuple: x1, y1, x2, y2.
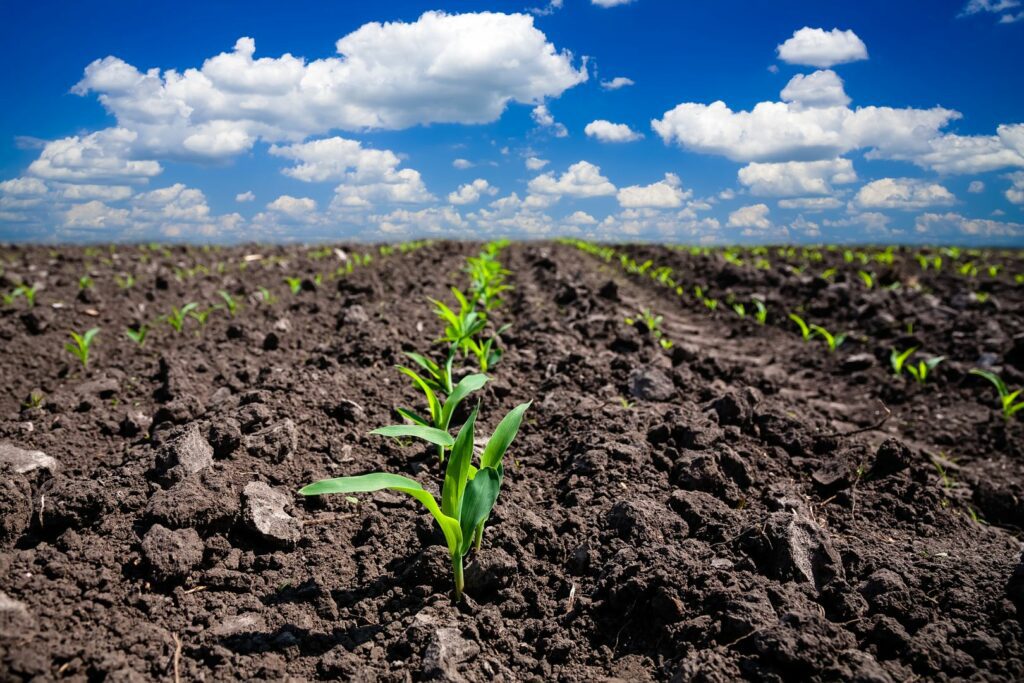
(22, 391, 44, 410)
(2, 288, 21, 306)
(970, 369, 1024, 420)
(125, 324, 149, 347)
(810, 324, 846, 352)
(218, 290, 239, 317)
(300, 402, 530, 601)
(284, 277, 303, 295)
(164, 303, 198, 333)
(66, 327, 99, 369)
(257, 286, 277, 305)
(115, 273, 136, 289)
(78, 275, 94, 290)
(753, 299, 767, 325)
(386, 370, 488, 461)
(906, 356, 944, 384)
(731, 302, 746, 318)
(789, 313, 812, 341)
(857, 270, 875, 289)
(464, 324, 511, 372)
(189, 306, 218, 327)
(890, 347, 918, 376)
(433, 288, 487, 354)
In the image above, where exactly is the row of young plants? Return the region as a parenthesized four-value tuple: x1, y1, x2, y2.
(299, 240, 532, 601)
(562, 238, 1023, 422)
(47, 242, 431, 371)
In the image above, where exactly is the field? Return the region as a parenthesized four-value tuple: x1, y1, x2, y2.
(2, 240, 1024, 681)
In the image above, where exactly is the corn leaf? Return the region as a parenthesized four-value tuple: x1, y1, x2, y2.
(370, 425, 455, 447)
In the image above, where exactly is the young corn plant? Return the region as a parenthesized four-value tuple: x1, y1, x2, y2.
(433, 288, 487, 355)
(810, 324, 846, 352)
(300, 402, 530, 601)
(66, 327, 100, 369)
(752, 299, 768, 325)
(463, 324, 511, 372)
(257, 286, 277, 305)
(14, 284, 38, 307)
(164, 303, 198, 333)
(284, 277, 303, 295)
(125, 324, 150, 347)
(970, 369, 1024, 420)
(890, 347, 918, 376)
(906, 356, 944, 384)
(857, 270, 875, 289)
(189, 306, 218, 327)
(115, 273, 136, 290)
(789, 313, 812, 341)
(384, 370, 488, 461)
(731, 302, 746, 318)
(218, 290, 240, 317)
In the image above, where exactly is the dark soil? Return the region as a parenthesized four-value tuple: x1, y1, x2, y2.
(1, 241, 1023, 681)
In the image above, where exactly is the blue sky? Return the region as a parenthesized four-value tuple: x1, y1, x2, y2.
(1, 0, 1023, 244)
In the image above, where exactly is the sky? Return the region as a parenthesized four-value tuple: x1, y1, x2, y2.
(1, 0, 1023, 245)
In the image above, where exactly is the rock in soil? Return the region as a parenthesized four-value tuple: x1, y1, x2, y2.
(154, 422, 214, 483)
(0, 442, 59, 477)
(242, 481, 301, 546)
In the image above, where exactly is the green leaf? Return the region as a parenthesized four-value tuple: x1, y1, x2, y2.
(440, 374, 488, 429)
(370, 425, 454, 448)
(970, 368, 1008, 397)
(398, 366, 441, 424)
(481, 402, 531, 470)
(396, 407, 431, 427)
(458, 467, 502, 556)
(442, 405, 478, 520)
(300, 472, 462, 555)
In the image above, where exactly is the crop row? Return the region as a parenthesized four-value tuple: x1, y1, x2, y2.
(562, 238, 1024, 421)
(299, 240, 531, 601)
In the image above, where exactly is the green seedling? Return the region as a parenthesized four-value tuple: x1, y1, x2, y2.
(857, 270, 875, 289)
(284, 277, 303, 295)
(890, 347, 918, 376)
(257, 286, 277, 305)
(789, 313, 812, 341)
(731, 302, 746, 318)
(22, 391, 44, 410)
(115, 273, 136, 289)
(78, 275, 94, 290)
(386, 371, 488, 460)
(300, 402, 530, 601)
(164, 303, 198, 333)
(433, 288, 487, 354)
(809, 324, 846, 352)
(2, 288, 21, 306)
(66, 327, 99, 369)
(404, 349, 456, 395)
(702, 297, 718, 311)
(753, 299, 767, 325)
(970, 369, 1024, 420)
(464, 324, 511, 372)
(988, 264, 1002, 277)
(218, 290, 239, 317)
(906, 356, 944, 384)
(125, 324, 150, 347)
(820, 267, 838, 281)
(189, 306, 218, 327)
(15, 284, 38, 307)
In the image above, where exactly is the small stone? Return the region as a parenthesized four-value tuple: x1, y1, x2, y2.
(423, 628, 480, 682)
(242, 482, 301, 546)
(342, 305, 369, 325)
(0, 442, 58, 476)
(841, 353, 875, 373)
(155, 423, 213, 483)
(0, 591, 36, 641)
(140, 524, 204, 583)
(245, 419, 297, 463)
(273, 318, 292, 333)
(208, 612, 267, 638)
(629, 367, 676, 402)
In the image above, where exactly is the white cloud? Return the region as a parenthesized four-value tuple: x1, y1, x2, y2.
(960, 1, 1021, 18)
(373, 206, 468, 237)
(1006, 171, 1024, 204)
(852, 178, 956, 210)
(448, 178, 498, 205)
(132, 183, 212, 223)
(0, 177, 48, 196)
(270, 137, 433, 207)
(236, 190, 255, 202)
(64, 201, 130, 229)
(728, 203, 772, 229)
(268, 195, 318, 218)
(776, 27, 868, 68)
(27, 128, 162, 182)
(532, 104, 568, 137)
(527, 160, 616, 199)
(916, 211, 1023, 238)
(738, 158, 857, 196)
(525, 156, 549, 170)
(58, 183, 133, 201)
(617, 173, 690, 208)
(592, 0, 635, 7)
(69, 13, 587, 161)
(780, 70, 850, 108)
(584, 119, 643, 142)
(452, 158, 474, 169)
(778, 196, 844, 211)
(825, 211, 893, 234)
(564, 210, 597, 225)
(877, 124, 1024, 174)
(600, 76, 634, 90)
(968, 180, 985, 193)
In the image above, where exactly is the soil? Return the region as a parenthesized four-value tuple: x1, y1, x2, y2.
(1, 241, 1023, 681)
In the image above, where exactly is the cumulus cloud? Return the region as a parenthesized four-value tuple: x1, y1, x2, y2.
(64, 201, 130, 229)
(600, 76, 634, 90)
(0, 178, 48, 195)
(852, 178, 956, 210)
(452, 158, 474, 169)
(876, 124, 1024, 174)
(777, 196, 844, 211)
(236, 191, 255, 202)
(915, 211, 1023, 238)
(617, 173, 690, 208)
(592, 0, 635, 7)
(532, 104, 569, 137)
(68, 12, 586, 162)
(968, 180, 985, 193)
(584, 120, 643, 142)
(27, 128, 162, 182)
(58, 183, 133, 201)
(448, 178, 498, 205)
(525, 156, 549, 171)
(1006, 171, 1024, 204)
(268, 195, 318, 218)
(959, 0, 1023, 21)
(527, 161, 617, 199)
(780, 70, 850, 108)
(738, 158, 857, 196)
(565, 210, 598, 225)
(270, 137, 433, 207)
(728, 203, 772, 229)
(776, 27, 868, 68)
